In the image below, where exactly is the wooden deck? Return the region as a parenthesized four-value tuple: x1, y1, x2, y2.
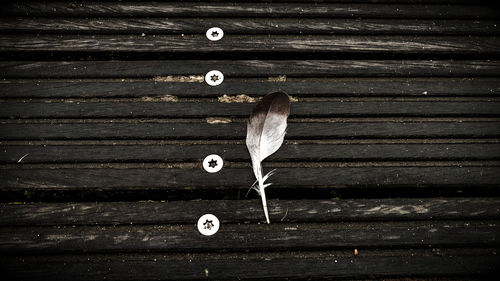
(1, 1, 499, 280)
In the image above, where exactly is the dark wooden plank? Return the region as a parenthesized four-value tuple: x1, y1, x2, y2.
(1, 165, 499, 190)
(2, 142, 500, 163)
(2, 18, 498, 35)
(1, 121, 499, 140)
(1, 198, 498, 226)
(1, 78, 499, 97)
(0, 221, 498, 254)
(2, 101, 499, 118)
(1, 35, 499, 54)
(3, 249, 498, 280)
(1, 60, 500, 78)
(2, 2, 497, 18)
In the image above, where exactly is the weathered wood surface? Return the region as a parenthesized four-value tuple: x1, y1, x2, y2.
(2, 78, 498, 97)
(2, 121, 500, 139)
(1, 60, 500, 78)
(1, 35, 499, 54)
(2, 141, 499, 163)
(1, 198, 499, 225)
(1, 165, 499, 191)
(2, 101, 500, 118)
(2, 2, 497, 18)
(2, 18, 498, 35)
(1, 220, 498, 254)
(3, 249, 498, 280)
(1, 0, 499, 280)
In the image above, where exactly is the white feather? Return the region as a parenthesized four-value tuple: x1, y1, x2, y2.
(246, 92, 290, 224)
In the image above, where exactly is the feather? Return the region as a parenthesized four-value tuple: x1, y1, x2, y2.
(246, 91, 291, 224)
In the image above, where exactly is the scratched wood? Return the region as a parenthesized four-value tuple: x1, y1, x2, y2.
(1, 165, 499, 191)
(1, 35, 499, 54)
(1, 78, 499, 97)
(2, 249, 498, 280)
(2, 141, 499, 163)
(1, 220, 498, 254)
(2, 101, 500, 118)
(2, 60, 499, 78)
(2, 18, 499, 35)
(1, 121, 500, 139)
(1, 198, 499, 226)
(2, 2, 497, 18)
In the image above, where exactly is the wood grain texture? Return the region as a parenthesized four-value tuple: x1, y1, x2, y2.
(0, 35, 499, 54)
(2, 101, 500, 118)
(3, 249, 498, 280)
(1, 165, 499, 190)
(2, 2, 497, 18)
(1, 198, 499, 226)
(1, 78, 499, 97)
(0, 221, 498, 254)
(0, 0, 499, 280)
(1, 60, 500, 78)
(1, 121, 499, 139)
(2, 18, 498, 35)
(2, 142, 499, 163)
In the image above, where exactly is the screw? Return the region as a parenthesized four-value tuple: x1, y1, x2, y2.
(197, 214, 220, 236)
(205, 70, 224, 86)
(206, 27, 224, 41)
(203, 154, 223, 173)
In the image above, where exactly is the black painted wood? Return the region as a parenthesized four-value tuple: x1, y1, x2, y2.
(2, 78, 498, 97)
(1, 198, 499, 226)
(1, 121, 499, 139)
(2, 18, 499, 35)
(1, 35, 499, 54)
(0, 221, 498, 254)
(2, 101, 499, 118)
(1, 165, 499, 191)
(2, 141, 499, 163)
(3, 249, 498, 280)
(2, 2, 497, 18)
(2, 60, 499, 78)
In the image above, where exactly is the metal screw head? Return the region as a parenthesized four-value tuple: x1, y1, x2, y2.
(206, 27, 224, 41)
(203, 154, 223, 173)
(205, 70, 224, 86)
(197, 214, 220, 236)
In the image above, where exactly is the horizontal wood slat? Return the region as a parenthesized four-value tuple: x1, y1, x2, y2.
(3, 249, 498, 280)
(0, 221, 498, 254)
(1, 78, 499, 97)
(1, 121, 499, 139)
(2, 18, 498, 35)
(1, 165, 499, 190)
(1, 35, 499, 54)
(2, 142, 500, 163)
(1, 198, 499, 226)
(1, 60, 500, 78)
(2, 3, 497, 18)
(2, 101, 499, 118)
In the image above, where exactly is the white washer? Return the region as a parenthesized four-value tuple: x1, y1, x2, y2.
(203, 154, 223, 173)
(206, 27, 224, 41)
(197, 214, 220, 236)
